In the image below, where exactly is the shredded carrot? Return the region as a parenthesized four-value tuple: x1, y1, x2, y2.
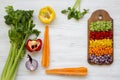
(41, 25, 50, 67)
(46, 67, 88, 76)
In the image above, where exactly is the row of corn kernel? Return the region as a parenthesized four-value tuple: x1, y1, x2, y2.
(89, 39, 112, 48)
(89, 47, 113, 56)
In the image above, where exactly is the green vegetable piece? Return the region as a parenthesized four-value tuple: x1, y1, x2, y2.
(0, 6, 40, 80)
(61, 9, 68, 14)
(90, 21, 112, 31)
(61, 0, 89, 20)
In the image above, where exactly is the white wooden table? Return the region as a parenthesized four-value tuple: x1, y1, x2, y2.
(0, 0, 120, 80)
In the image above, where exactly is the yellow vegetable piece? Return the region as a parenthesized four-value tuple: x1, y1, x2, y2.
(38, 6, 56, 24)
(89, 39, 112, 48)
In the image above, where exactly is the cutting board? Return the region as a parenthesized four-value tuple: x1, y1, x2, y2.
(88, 10, 114, 65)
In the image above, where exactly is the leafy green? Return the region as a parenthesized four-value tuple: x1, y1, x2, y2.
(0, 6, 40, 80)
(61, 0, 89, 20)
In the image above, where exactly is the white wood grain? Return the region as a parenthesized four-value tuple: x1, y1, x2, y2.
(0, 0, 120, 80)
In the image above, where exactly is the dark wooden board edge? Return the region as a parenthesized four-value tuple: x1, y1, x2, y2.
(87, 9, 114, 65)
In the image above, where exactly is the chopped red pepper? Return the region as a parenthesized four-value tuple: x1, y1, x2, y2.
(26, 39, 42, 52)
(89, 30, 113, 40)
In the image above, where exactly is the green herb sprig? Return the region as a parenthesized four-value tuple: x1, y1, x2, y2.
(61, 0, 89, 20)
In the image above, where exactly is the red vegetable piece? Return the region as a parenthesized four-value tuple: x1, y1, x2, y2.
(26, 39, 42, 52)
(90, 30, 113, 40)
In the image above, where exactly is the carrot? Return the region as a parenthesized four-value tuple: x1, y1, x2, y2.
(89, 47, 113, 56)
(46, 67, 88, 76)
(41, 25, 50, 67)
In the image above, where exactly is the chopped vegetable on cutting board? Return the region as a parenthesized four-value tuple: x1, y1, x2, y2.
(88, 9, 113, 65)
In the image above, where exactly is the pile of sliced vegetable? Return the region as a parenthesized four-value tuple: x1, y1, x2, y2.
(88, 21, 113, 64)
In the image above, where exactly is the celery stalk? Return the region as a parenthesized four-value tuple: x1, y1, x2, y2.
(0, 6, 40, 80)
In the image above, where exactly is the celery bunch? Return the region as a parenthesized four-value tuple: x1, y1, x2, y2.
(0, 6, 40, 80)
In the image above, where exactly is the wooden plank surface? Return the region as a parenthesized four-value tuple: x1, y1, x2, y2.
(0, 0, 120, 80)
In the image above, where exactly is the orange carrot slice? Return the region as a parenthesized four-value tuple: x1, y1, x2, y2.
(46, 67, 88, 76)
(41, 25, 50, 67)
